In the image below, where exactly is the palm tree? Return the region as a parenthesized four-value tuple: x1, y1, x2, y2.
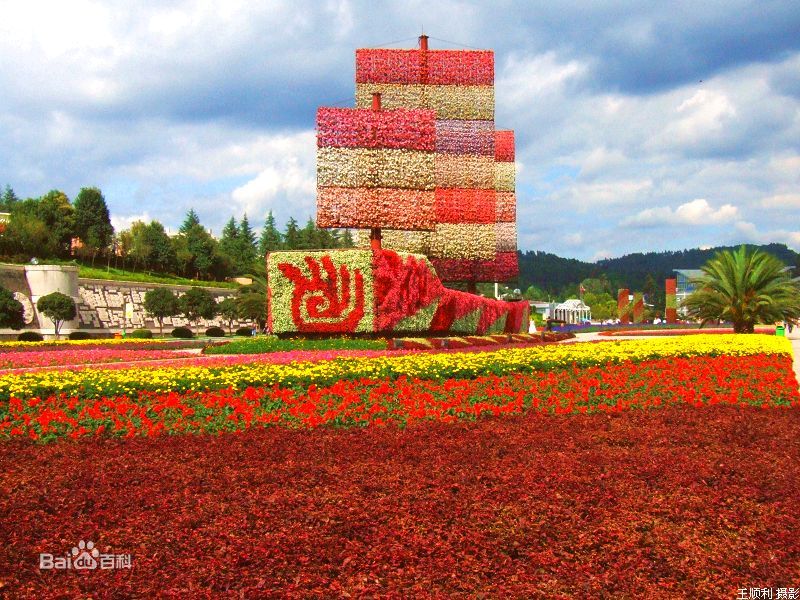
(682, 246, 800, 333)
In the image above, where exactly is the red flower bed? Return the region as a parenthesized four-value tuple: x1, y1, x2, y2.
(3, 354, 796, 441)
(2, 403, 799, 597)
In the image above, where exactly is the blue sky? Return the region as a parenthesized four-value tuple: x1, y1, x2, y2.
(1, 0, 798, 261)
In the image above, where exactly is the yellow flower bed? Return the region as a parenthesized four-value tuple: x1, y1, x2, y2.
(0, 335, 791, 402)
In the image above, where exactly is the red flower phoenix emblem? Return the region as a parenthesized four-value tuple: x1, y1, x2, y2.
(278, 255, 366, 332)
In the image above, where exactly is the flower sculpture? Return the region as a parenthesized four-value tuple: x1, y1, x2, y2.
(268, 249, 528, 335)
(316, 37, 519, 284)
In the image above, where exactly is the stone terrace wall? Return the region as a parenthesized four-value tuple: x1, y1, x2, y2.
(77, 279, 252, 332)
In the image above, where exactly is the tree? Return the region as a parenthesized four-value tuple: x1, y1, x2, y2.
(682, 246, 800, 333)
(0, 286, 25, 329)
(181, 224, 218, 280)
(217, 297, 239, 333)
(0, 212, 56, 259)
(36, 190, 74, 258)
(73, 187, 114, 265)
(258, 211, 282, 255)
(340, 228, 355, 248)
(179, 287, 217, 332)
(0, 185, 19, 211)
(283, 217, 300, 250)
(298, 217, 318, 250)
(37, 292, 76, 338)
(237, 214, 258, 268)
(179, 209, 201, 234)
(218, 217, 239, 263)
(127, 220, 177, 273)
(237, 292, 266, 328)
(143, 288, 180, 336)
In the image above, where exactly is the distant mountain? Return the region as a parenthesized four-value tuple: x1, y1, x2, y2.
(517, 243, 800, 296)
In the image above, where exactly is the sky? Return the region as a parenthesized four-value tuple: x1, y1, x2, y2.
(1, 0, 798, 261)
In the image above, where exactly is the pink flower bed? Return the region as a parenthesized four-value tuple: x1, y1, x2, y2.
(0, 348, 197, 371)
(0, 341, 567, 374)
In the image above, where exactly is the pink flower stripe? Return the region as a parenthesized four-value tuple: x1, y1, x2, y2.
(0, 341, 566, 375)
(600, 327, 776, 337)
(316, 107, 436, 151)
(435, 120, 495, 155)
(0, 348, 197, 371)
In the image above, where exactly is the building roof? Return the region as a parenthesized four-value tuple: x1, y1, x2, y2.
(555, 299, 589, 310)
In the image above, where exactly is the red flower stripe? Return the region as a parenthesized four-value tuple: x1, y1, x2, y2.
(495, 130, 515, 162)
(434, 188, 496, 223)
(356, 49, 494, 85)
(317, 188, 436, 230)
(435, 119, 495, 155)
(3, 354, 797, 443)
(316, 107, 436, 151)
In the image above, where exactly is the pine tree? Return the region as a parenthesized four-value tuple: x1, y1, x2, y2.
(237, 214, 257, 267)
(284, 217, 300, 250)
(340, 229, 355, 248)
(179, 209, 201, 234)
(73, 187, 114, 265)
(219, 216, 239, 261)
(258, 211, 283, 255)
(298, 218, 318, 250)
(1, 185, 19, 211)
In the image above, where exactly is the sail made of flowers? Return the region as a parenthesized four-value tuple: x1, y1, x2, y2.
(316, 37, 518, 283)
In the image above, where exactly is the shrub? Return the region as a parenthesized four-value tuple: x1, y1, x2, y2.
(235, 327, 254, 337)
(0, 286, 25, 330)
(36, 292, 76, 337)
(68, 331, 92, 340)
(128, 329, 153, 339)
(171, 326, 194, 339)
(205, 326, 226, 338)
(17, 331, 44, 342)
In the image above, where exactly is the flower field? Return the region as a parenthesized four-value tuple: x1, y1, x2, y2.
(2, 353, 797, 442)
(2, 404, 799, 597)
(0, 332, 798, 596)
(0, 335, 796, 443)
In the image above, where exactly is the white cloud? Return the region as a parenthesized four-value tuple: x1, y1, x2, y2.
(734, 221, 800, 250)
(623, 199, 738, 227)
(761, 193, 800, 208)
(111, 212, 152, 232)
(497, 52, 587, 109)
